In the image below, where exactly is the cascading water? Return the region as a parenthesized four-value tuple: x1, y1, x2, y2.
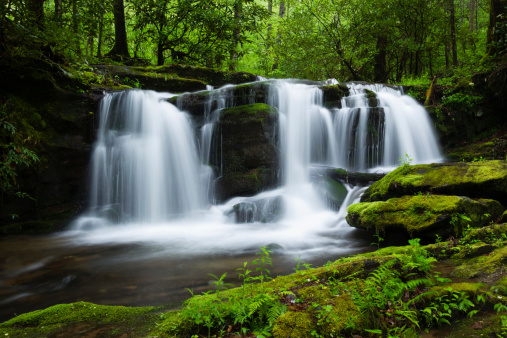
(0, 79, 446, 322)
(70, 79, 442, 256)
(73, 90, 211, 228)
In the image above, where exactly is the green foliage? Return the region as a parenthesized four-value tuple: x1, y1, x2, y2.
(398, 152, 413, 173)
(0, 107, 39, 216)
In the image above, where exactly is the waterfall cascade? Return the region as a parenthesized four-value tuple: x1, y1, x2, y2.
(71, 79, 442, 256)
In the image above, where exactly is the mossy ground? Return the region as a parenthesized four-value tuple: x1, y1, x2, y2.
(4, 223, 507, 338)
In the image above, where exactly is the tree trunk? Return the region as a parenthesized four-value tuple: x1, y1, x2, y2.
(267, 0, 273, 39)
(229, 0, 243, 71)
(26, 0, 45, 28)
(107, 0, 130, 58)
(450, 0, 458, 66)
(97, 11, 104, 58)
(157, 39, 165, 66)
(486, 0, 507, 56)
(374, 35, 387, 82)
(469, 0, 476, 52)
(54, 0, 62, 24)
(272, 2, 285, 71)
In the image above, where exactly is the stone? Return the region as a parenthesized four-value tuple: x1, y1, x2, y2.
(361, 161, 507, 205)
(346, 195, 504, 239)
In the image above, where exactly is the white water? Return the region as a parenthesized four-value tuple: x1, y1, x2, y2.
(70, 80, 442, 258)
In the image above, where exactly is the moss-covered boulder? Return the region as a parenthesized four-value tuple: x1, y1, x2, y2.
(314, 177, 349, 210)
(321, 83, 350, 109)
(346, 195, 504, 239)
(0, 302, 159, 337)
(272, 311, 314, 338)
(361, 161, 507, 205)
(168, 81, 271, 116)
(134, 64, 257, 87)
(213, 103, 279, 201)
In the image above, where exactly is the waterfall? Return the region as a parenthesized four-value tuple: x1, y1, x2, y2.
(71, 80, 442, 257)
(74, 90, 210, 228)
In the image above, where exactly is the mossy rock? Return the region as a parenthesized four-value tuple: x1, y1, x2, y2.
(168, 81, 271, 116)
(314, 177, 349, 210)
(361, 161, 507, 205)
(0, 302, 159, 337)
(213, 104, 280, 201)
(135, 64, 257, 87)
(321, 83, 350, 108)
(451, 245, 507, 279)
(364, 88, 378, 107)
(324, 167, 386, 185)
(272, 311, 314, 338)
(346, 195, 504, 239)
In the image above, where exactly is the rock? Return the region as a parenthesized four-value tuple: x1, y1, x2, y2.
(502, 211, 507, 223)
(314, 177, 349, 210)
(346, 195, 504, 239)
(361, 161, 507, 205)
(134, 64, 257, 87)
(321, 84, 350, 109)
(213, 104, 279, 201)
(230, 196, 283, 223)
(323, 168, 386, 185)
(168, 81, 271, 117)
(272, 312, 314, 338)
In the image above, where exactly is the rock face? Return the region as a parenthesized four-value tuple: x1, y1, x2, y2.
(361, 161, 507, 205)
(212, 103, 279, 202)
(347, 195, 504, 239)
(0, 57, 101, 229)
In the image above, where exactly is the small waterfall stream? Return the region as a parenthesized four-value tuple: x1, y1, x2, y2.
(70, 79, 442, 256)
(0, 79, 444, 321)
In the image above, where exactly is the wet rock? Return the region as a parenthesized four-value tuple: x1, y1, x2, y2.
(346, 195, 504, 239)
(213, 104, 280, 201)
(361, 161, 507, 205)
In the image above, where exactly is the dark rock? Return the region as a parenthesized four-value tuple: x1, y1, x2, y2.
(212, 103, 279, 201)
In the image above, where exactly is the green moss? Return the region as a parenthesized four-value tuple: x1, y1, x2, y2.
(361, 161, 507, 205)
(0, 302, 159, 337)
(451, 245, 507, 278)
(221, 103, 277, 122)
(347, 195, 503, 237)
(272, 311, 314, 338)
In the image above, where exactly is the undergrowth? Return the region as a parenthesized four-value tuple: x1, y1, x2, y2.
(168, 237, 507, 337)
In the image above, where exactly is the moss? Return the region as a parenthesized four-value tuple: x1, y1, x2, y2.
(319, 294, 363, 336)
(451, 245, 507, 278)
(347, 195, 503, 237)
(321, 84, 350, 108)
(272, 311, 314, 338)
(0, 302, 159, 337)
(361, 161, 507, 205)
(364, 88, 378, 107)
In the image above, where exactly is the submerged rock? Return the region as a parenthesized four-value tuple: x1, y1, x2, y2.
(360, 161, 507, 205)
(346, 195, 504, 239)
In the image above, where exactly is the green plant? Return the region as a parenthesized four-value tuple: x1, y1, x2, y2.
(371, 233, 384, 249)
(398, 152, 413, 173)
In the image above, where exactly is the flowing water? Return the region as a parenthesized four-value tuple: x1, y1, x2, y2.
(0, 79, 443, 322)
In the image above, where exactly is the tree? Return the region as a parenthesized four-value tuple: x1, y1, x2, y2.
(107, 0, 130, 58)
(486, 0, 507, 56)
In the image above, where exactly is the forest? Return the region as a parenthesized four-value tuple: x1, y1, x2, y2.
(2, 1, 507, 338)
(1, 0, 506, 82)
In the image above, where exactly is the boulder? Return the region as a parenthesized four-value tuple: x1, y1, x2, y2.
(213, 103, 279, 201)
(321, 84, 350, 109)
(361, 161, 507, 205)
(168, 81, 271, 117)
(346, 195, 504, 239)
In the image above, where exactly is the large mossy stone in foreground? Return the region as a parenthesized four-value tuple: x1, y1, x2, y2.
(361, 161, 507, 205)
(214, 103, 279, 201)
(346, 195, 504, 238)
